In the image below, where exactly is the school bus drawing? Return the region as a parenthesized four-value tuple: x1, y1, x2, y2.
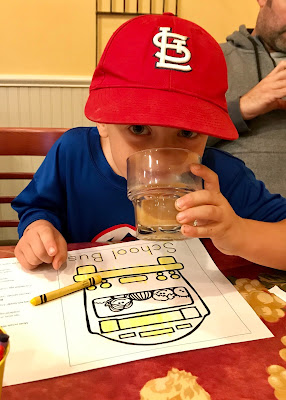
(73, 256, 210, 345)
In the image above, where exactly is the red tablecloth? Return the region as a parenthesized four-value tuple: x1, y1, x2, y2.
(1, 240, 286, 400)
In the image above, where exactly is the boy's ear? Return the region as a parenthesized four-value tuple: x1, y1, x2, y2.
(97, 123, 108, 138)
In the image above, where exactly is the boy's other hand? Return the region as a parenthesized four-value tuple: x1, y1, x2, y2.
(14, 220, 67, 270)
(175, 164, 243, 255)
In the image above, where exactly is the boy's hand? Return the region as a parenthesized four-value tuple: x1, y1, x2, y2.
(175, 164, 243, 255)
(14, 220, 67, 270)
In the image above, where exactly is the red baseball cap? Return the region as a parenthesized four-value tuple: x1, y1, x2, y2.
(85, 13, 238, 140)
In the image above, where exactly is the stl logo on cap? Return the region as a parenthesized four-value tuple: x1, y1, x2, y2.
(153, 27, 192, 72)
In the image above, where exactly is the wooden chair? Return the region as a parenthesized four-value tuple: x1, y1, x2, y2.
(0, 128, 67, 243)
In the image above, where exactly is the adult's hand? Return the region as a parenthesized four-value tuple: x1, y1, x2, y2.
(240, 60, 286, 120)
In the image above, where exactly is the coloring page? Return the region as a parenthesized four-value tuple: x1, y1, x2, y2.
(1, 239, 273, 386)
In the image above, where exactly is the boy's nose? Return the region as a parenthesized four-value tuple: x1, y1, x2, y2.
(152, 139, 180, 149)
(151, 128, 182, 148)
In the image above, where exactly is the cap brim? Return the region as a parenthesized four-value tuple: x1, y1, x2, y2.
(85, 88, 238, 140)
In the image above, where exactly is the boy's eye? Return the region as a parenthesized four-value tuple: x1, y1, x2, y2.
(129, 125, 149, 135)
(179, 130, 198, 139)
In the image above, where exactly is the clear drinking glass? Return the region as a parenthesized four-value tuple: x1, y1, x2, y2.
(127, 148, 202, 240)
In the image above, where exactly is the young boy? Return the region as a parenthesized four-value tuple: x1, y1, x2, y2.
(12, 13, 286, 271)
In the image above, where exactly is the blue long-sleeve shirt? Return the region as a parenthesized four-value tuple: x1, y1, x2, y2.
(12, 127, 286, 243)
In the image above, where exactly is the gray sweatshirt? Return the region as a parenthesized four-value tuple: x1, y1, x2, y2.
(207, 25, 286, 197)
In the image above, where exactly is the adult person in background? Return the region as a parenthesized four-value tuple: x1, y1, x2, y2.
(207, 0, 286, 197)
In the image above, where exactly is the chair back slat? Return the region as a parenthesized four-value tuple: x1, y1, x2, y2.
(0, 172, 34, 179)
(0, 128, 66, 155)
(0, 221, 19, 227)
(0, 197, 15, 203)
